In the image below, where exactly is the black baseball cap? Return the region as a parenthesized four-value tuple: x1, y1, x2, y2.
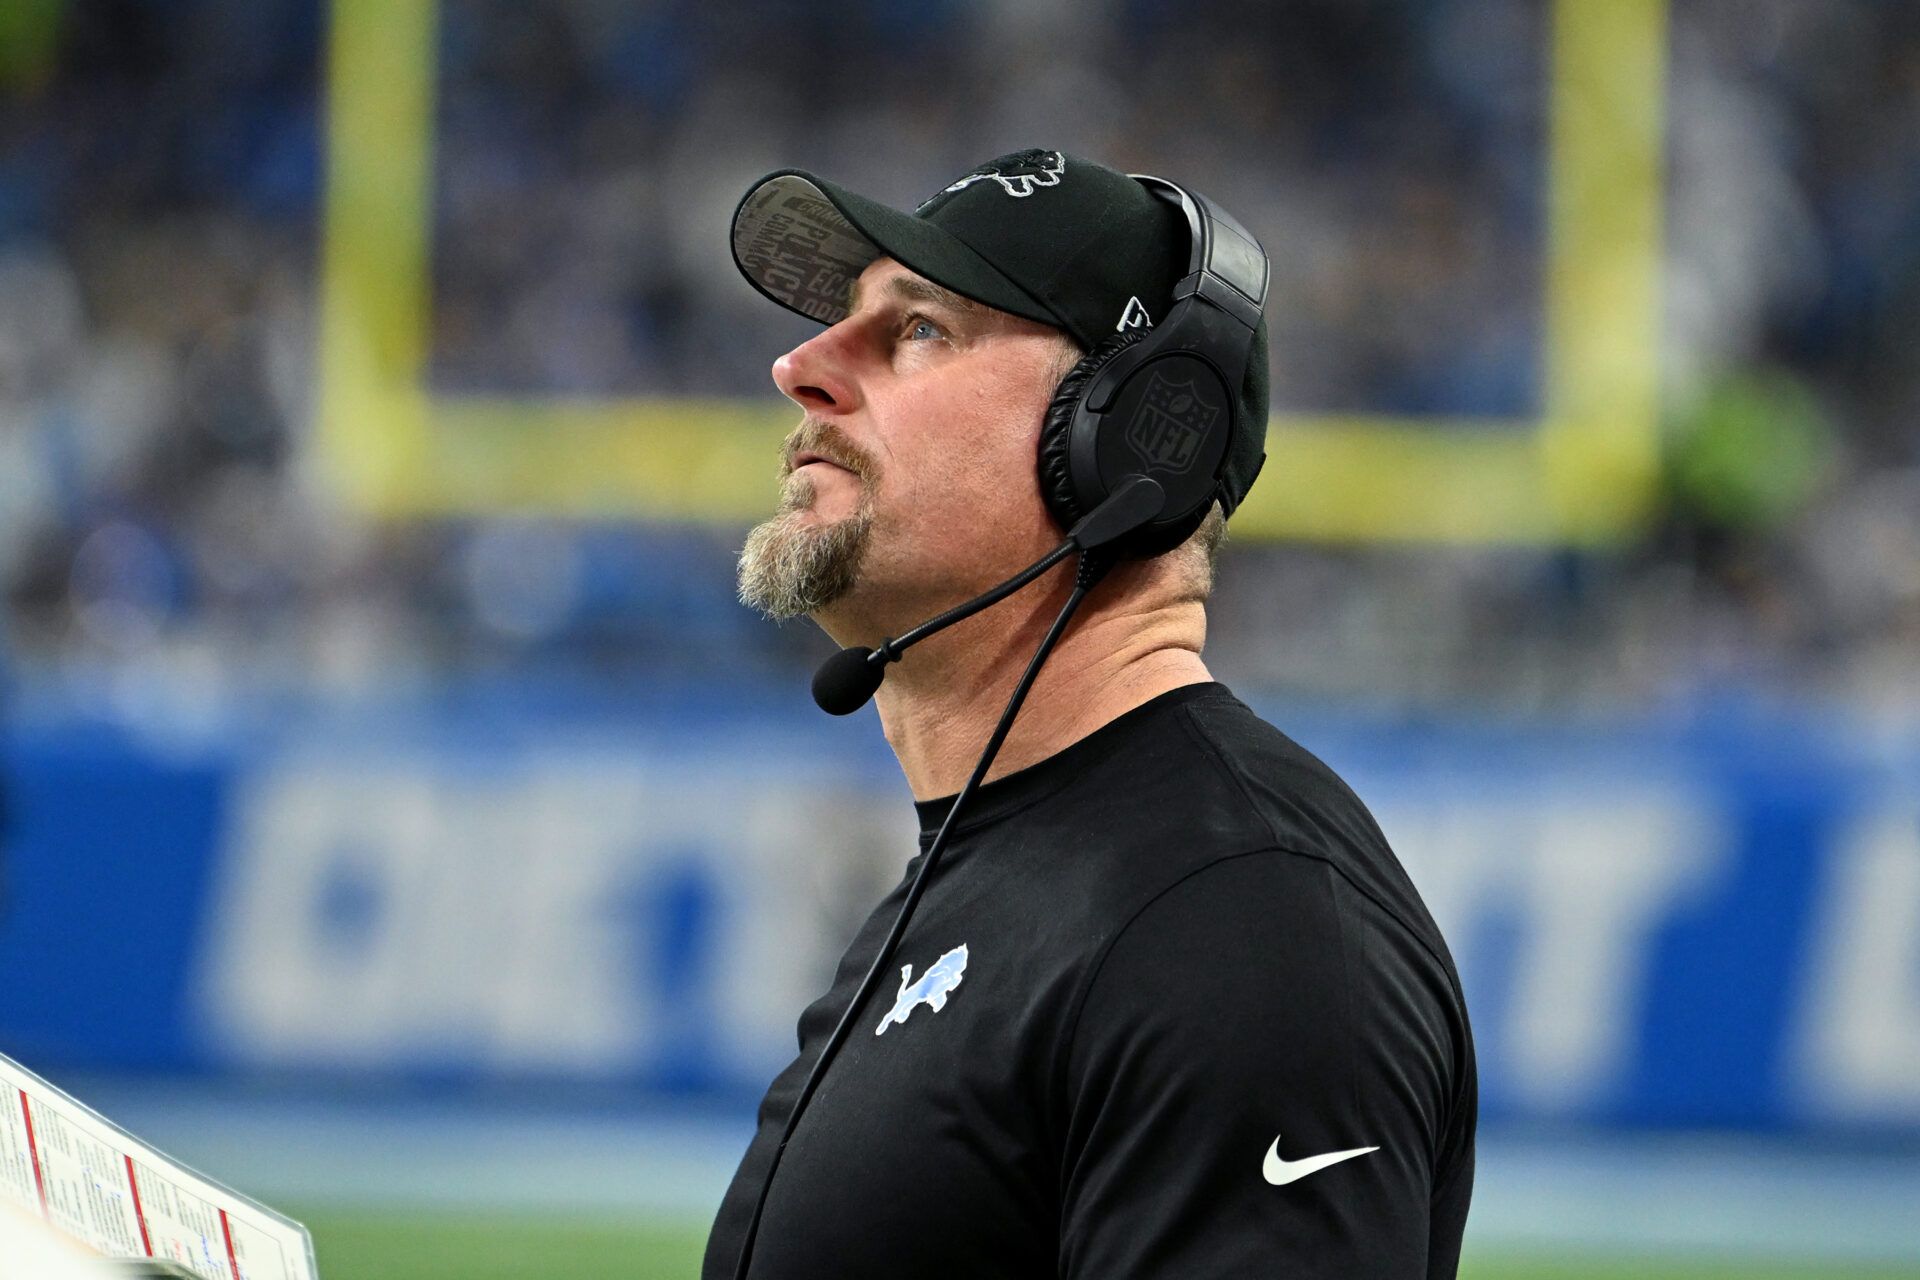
(729, 148, 1269, 514)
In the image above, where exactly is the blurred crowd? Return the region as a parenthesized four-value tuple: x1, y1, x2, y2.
(0, 0, 1916, 723)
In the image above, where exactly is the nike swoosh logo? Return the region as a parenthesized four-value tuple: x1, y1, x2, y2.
(1262, 1136, 1379, 1186)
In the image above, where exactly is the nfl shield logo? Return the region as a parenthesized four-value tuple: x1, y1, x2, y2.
(1125, 369, 1221, 474)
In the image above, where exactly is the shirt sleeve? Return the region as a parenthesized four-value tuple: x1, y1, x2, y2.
(1056, 848, 1472, 1279)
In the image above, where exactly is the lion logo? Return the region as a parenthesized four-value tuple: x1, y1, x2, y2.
(940, 150, 1066, 199)
(875, 943, 969, 1035)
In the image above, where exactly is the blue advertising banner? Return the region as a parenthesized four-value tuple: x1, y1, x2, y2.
(2, 686, 1916, 1134)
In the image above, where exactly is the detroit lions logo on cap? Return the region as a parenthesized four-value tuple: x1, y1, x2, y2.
(939, 149, 1066, 199)
(875, 943, 969, 1035)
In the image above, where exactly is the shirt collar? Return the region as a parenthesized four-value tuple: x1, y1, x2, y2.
(913, 681, 1229, 843)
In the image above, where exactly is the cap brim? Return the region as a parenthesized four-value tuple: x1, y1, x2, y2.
(730, 170, 1061, 331)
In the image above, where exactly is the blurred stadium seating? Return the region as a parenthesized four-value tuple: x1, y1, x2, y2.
(1, 1, 1917, 1276)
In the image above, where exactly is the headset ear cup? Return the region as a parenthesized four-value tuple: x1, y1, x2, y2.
(1037, 331, 1148, 534)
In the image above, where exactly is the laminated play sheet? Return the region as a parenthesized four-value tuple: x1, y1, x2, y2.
(0, 1052, 316, 1280)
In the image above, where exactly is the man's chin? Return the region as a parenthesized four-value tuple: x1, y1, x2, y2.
(789, 497, 862, 528)
(736, 506, 873, 621)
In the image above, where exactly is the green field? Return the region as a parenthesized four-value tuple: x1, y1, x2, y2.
(297, 1210, 1920, 1280)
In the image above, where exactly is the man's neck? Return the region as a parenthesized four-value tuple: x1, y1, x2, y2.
(863, 575, 1212, 801)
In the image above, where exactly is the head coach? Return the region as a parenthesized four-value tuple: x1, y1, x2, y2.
(704, 148, 1477, 1279)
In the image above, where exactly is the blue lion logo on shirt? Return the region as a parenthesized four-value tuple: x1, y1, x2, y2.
(875, 943, 969, 1036)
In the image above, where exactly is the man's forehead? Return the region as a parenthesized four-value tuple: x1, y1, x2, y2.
(845, 259, 987, 318)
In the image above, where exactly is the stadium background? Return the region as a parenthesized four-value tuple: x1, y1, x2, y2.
(2, 0, 1918, 1275)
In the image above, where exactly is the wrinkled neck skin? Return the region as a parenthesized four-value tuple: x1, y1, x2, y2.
(820, 559, 1213, 802)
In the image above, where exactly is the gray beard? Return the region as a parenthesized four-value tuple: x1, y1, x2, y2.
(736, 473, 874, 620)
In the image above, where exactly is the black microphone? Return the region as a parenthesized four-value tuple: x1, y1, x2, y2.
(809, 476, 1166, 715)
(811, 644, 889, 716)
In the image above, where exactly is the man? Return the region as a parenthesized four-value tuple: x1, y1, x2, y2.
(706, 149, 1476, 1279)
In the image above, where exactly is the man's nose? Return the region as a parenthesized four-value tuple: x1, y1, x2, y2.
(772, 325, 859, 414)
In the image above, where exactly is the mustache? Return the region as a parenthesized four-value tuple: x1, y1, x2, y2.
(781, 418, 879, 483)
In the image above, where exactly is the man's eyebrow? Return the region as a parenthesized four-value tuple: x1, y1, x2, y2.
(845, 273, 984, 318)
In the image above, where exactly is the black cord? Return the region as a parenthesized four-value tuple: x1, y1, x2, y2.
(873, 538, 1078, 665)
(731, 569, 1096, 1280)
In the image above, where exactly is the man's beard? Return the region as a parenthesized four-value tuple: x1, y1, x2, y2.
(737, 421, 878, 620)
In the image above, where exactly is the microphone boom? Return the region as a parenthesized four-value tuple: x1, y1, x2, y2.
(806, 477, 1167, 715)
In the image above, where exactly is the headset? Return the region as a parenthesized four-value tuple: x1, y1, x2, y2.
(1037, 174, 1271, 561)
(736, 177, 1269, 1279)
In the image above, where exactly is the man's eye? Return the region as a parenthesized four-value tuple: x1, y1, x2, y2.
(905, 315, 945, 342)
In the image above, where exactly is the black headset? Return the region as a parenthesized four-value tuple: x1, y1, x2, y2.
(1037, 175, 1271, 560)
